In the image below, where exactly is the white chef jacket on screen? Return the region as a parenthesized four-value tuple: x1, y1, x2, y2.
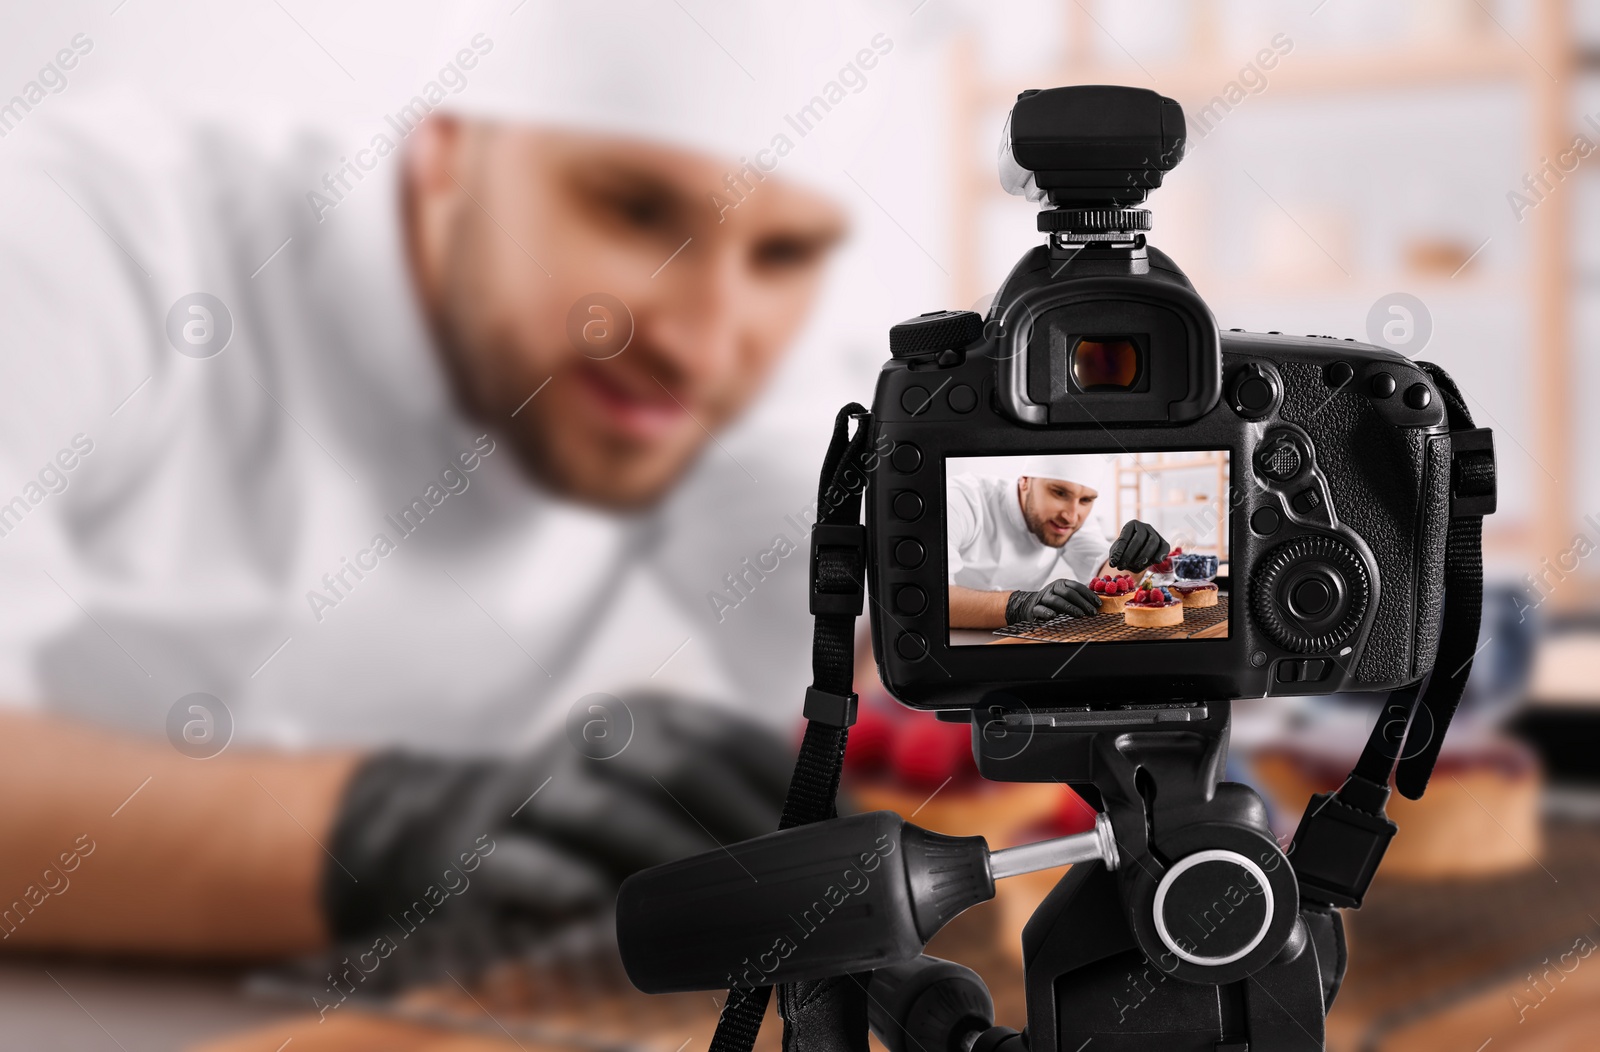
(0, 98, 824, 754)
(945, 475, 1110, 593)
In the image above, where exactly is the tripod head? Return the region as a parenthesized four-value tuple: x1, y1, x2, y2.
(619, 702, 1328, 1050)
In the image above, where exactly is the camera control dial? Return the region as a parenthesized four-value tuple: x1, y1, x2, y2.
(1252, 535, 1371, 654)
(889, 310, 985, 359)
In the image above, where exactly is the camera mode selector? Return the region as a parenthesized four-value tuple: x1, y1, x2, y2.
(1252, 535, 1371, 654)
(1228, 362, 1281, 420)
(890, 311, 985, 360)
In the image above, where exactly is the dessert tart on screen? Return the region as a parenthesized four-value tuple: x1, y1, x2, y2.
(1089, 574, 1136, 613)
(1172, 582, 1219, 608)
(1124, 576, 1184, 628)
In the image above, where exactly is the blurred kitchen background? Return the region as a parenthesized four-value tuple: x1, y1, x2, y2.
(2, 1, 1597, 1050)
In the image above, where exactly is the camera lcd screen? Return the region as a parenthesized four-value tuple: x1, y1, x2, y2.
(945, 451, 1231, 646)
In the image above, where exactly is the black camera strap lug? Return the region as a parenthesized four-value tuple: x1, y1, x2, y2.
(711, 403, 875, 1052)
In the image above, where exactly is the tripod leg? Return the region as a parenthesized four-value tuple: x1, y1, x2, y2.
(1238, 915, 1330, 1051)
(779, 975, 869, 1052)
(867, 955, 999, 1052)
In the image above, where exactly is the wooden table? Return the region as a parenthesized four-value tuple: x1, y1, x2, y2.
(197, 801, 1600, 1052)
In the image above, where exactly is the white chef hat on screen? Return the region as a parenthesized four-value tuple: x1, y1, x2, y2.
(424, 0, 900, 204)
(1009, 455, 1113, 497)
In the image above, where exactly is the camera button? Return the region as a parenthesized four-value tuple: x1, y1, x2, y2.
(1250, 506, 1282, 536)
(1289, 576, 1334, 618)
(892, 491, 925, 521)
(894, 585, 928, 616)
(901, 386, 933, 415)
(1290, 488, 1322, 516)
(1236, 378, 1272, 413)
(895, 632, 929, 661)
(890, 444, 923, 473)
(1301, 659, 1329, 681)
(1229, 362, 1282, 419)
(1324, 361, 1354, 389)
(1404, 382, 1432, 410)
(1369, 373, 1397, 398)
(894, 538, 926, 568)
(1257, 439, 1302, 481)
(1275, 661, 1300, 683)
(947, 384, 978, 413)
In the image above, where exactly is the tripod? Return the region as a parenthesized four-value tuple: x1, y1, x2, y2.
(868, 702, 1337, 1052)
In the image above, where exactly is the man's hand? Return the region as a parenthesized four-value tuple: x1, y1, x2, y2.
(1108, 519, 1169, 573)
(321, 695, 790, 985)
(1005, 578, 1101, 624)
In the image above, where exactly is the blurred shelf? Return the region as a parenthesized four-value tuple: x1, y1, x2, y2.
(1529, 631, 1600, 705)
(1195, 270, 1520, 302)
(1129, 456, 1224, 472)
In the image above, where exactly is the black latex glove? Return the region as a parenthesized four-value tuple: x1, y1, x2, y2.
(321, 695, 790, 984)
(1005, 578, 1101, 624)
(1108, 519, 1169, 573)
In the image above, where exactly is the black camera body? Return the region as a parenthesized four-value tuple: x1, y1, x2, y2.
(867, 87, 1456, 715)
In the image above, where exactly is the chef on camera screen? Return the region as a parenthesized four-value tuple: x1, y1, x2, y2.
(945, 452, 1228, 635)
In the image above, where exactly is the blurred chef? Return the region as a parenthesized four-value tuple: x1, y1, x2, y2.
(0, 0, 897, 976)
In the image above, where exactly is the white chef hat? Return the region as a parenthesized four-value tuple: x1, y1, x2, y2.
(1008, 454, 1113, 497)
(424, 0, 900, 204)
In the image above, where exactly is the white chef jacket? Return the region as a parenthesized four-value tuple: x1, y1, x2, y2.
(0, 97, 824, 754)
(945, 475, 1110, 593)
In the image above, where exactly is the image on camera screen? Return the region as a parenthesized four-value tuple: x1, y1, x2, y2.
(945, 451, 1230, 646)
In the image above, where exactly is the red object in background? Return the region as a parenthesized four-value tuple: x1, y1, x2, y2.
(1049, 785, 1100, 835)
(843, 707, 895, 776)
(890, 717, 978, 789)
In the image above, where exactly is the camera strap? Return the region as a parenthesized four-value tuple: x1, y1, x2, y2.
(709, 403, 874, 1052)
(1289, 361, 1495, 909)
(1396, 362, 1494, 798)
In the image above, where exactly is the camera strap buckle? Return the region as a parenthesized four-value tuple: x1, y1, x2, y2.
(1449, 427, 1496, 518)
(810, 524, 867, 617)
(1289, 783, 1398, 910)
(1289, 683, 1418, 908)
(803, 687, 859, 728)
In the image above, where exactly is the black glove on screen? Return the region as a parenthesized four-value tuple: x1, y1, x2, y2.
(1108, 519, 1169, 573)
(322, 695, 790, 980)
(1005, 578, 1101, 624)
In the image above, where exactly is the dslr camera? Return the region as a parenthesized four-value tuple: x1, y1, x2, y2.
(618, 86, 1496, 1052)
(872, 84, 1469, 712)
